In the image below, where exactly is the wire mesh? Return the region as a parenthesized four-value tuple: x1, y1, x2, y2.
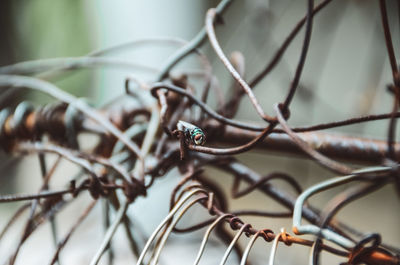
(0, 0, 399, 264)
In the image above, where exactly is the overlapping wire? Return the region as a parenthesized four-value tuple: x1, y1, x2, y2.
(0, 0, 399, 264)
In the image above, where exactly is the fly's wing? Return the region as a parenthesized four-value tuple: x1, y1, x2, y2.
(177, 120, 197, 131)
(177, 120, 206, 145)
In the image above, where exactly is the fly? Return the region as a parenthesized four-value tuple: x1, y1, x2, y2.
(177, 120, 206, 146)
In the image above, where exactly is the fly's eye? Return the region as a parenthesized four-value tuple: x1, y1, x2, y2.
(194, 135, 204, 145)
(192, 131, 205, 145)
(179, 121, 206, 146)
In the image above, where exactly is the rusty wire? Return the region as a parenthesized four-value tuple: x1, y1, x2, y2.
(0, 0, 399, 265)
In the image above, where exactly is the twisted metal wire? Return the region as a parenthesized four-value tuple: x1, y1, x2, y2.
(0, 0, 399, 264)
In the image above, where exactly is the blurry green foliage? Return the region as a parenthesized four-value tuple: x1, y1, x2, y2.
(12, 0, 92, 98)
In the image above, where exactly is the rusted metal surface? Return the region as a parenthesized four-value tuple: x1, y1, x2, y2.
(0, 0, 399, 264)
(213, 121, 400, 164)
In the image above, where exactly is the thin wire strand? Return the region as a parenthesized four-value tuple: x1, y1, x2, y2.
(292, 166, 392, 249)
(379, 0, 400, 162)
(274, 103, 353, 175)
(150, 83, 400, 134)
(188, 123, 276, 155)
(151, 83, 265, 131)
(150, 196, 207, 265)
(0, 203, 30, 241)
(38, 154, 61, 265)
(281, 0, 314, 110)
(50, 200, 97, 265)
(205, 8, 275, 123)
(155, 0, 233, 81)
(268, 228, 285, 265)
(219, 223, 251, 265)
(88, 37, 189, 57)
(379, 0, 399, 81)
(193, 214, 233, 265)
(0, 75, 145, 176)
(249, 0, 332, 88)
(14, 142, 101, 182)
(239, 230, 264, 265)
(0, 57, 157, 76)
(89, 201, 129, 265)
(135, 188, 208, 265)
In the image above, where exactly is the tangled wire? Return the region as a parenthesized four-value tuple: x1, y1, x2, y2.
(0, 0, 399, 264)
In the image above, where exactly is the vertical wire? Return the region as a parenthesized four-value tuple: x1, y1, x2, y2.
(193, 214, 233, 265)
(219, 224, 251, 265)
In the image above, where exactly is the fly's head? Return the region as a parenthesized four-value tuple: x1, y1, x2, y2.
(190, 128, 206, 146)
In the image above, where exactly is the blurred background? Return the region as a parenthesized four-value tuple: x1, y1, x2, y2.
(0, 0, 399, 264)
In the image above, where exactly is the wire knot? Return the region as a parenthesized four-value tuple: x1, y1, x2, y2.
(123, 180, 147, 203)
(88, 178, 107, 199)
(346, 233, 381, 265)
(277, 103, 291, 120)
(228, 216, 243, 230)
(259, 229, 275, 242)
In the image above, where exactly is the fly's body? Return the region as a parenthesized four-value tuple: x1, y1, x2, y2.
(177, 120, 206, 146)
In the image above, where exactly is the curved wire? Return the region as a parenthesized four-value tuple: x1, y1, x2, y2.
(0, 75, 145, 176)
(89, 201, 129, 265)
(155, 0, 233, 81)
(135, 188, 208, 265)
(239, 230, 264, 265)
(187, 124, 276, 155)
(308, 239, 320, 265)
(268, 228, 286, 265)
(274, 103, 353, 175)
(205, 8, 275, 123)
(150, 83, 400, 134)
(219, 223, 252, 265)
(292, 166, 392, 249)
(150, 196, 207, 265)
(14, 142, 100, 181)
(151, 83, 265, 131)
(249, 0, 332, 88)
(0, 57, 157, 76)
(88, 37, 190, 57)
(280, 0, 314, 111)
(50, 200, 97, 265)
(0, 203, 30, 240)
(193, 214, 233, 265)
